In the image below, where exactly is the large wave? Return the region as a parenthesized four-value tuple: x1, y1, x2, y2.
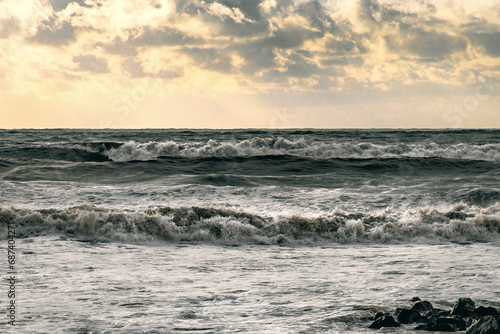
(2, 138, 499, 163)
(94, 139, 500, 162)
(1, 203, 499, 245)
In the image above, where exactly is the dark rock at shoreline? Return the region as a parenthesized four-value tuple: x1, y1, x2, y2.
(426, 322, 458, 332)
(437, 309, 452, 317)
(466, 316, 499, 334)
(396, 308, 426, 324)
(413, 316, 465, 332)
(475, 306, 500, 317)
(437, 316, 468, 331)
(423, 311, 438, 324)
(415, 324, 428, 330)
(412, 301, 435, 315)
(368, 298, 500, 333)
(451, 298, 476, 317)
(368, 314, 401, 329)
(372, 311, 385, 320)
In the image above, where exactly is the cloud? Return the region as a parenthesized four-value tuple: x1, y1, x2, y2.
(99, 39, 139, 57)
(182, 47, 234, 73)
(469, 32, 500, 57)
(296, 0, 337, 34)
(73, 54, 109, 73)
(260, 0, 277, 15)
(207, 2, 254, 24)
(358, 0, 416, 25)
(194, 0, 269, 38)
(98, 26, 203, 58)
(49, 0, 93, 11)
(128, 26, 203, 46)
(0, 17, 20, 39)
(3, 0, 500, 104)
(121, 58, 183, 78)
(284, 53, 321, 78)
(385, 28, 467, 60)
(29, 19, 77, 46)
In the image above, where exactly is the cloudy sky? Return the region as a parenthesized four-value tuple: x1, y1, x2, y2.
(0, 0, 499, 128)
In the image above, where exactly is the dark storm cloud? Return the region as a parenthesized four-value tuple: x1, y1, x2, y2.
(42, 0, 497, 89)
(198, 0, 270, 37)
(0, 17, 20, 39)
(261, 27, 322, 49)
(320, 56, 363, 67)
(73, 54, 109, 73)
(359, 0, 416, 25)
(234, 43, 276, 73)
(325, 37, 368, 56)
(469, 32, 500, 57)
(173, 0, 204, 15)
(296, 0, 336, 34)
(49, 0, 93, 11)
(385, 29, 467, 60)
(100, 27, 202, 58)
(284, 54, 321, 78)
(356, 0, 469, 61)
(250, 52, 322, 82)
(229, 23, 326, 74)
(29, 19, 77, 46)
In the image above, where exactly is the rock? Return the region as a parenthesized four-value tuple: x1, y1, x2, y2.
(427, 322, 458, 332)
(412, 301, 435, 314)
(423, 311, 437, 324)
(451, 298, 476, 317)
(437, 316, 467, 331)
(368, 314, 401, 329)
(436, 309, 452, 317)
(414, 324, 428, 330)
(372, 311, 385, 320)
(412, 297, 422, 302)
(466, 316, 500, 334)
(396, 308, 426, 324)
(476, 306, 500, 317)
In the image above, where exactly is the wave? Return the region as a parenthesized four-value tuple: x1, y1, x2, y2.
(1, 203, 499, 245)
(0, 146, 111, 162)
(2, 138, 499, 163)
(97, 139, 500, 162)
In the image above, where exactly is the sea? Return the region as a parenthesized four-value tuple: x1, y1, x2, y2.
(0, 129, 499, 333)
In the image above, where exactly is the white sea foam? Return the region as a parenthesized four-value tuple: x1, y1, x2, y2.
(98, 139, 500, 162)
(2, 202, 498, 245)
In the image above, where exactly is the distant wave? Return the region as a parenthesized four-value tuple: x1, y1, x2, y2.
(95, 139, 500, 162)
(1, 203, 499, 245)
(0, 146, 111, 162)
(2, 138, 499, 163)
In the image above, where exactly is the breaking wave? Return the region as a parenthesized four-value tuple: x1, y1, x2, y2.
(3, 138, 499, 163)
(1, 203, 499, 245)
(96, 139, 500, 162)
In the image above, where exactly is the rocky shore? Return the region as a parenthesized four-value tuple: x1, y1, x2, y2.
(369, 298, 499, 333)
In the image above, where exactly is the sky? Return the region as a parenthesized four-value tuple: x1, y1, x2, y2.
(0, 0, 499, 128)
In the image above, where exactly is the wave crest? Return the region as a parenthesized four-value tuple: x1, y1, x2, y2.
(1, 203, 499, 245)
(97, 139, 500, 162)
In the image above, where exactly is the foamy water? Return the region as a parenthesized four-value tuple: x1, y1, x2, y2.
(1, 129, 499, 332)
(9, 237, 500, 333)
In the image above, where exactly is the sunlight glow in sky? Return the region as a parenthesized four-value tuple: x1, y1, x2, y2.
(0, 0, 499, 128)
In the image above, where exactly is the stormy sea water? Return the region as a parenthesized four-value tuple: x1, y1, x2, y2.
(1, 129, 499, 333)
